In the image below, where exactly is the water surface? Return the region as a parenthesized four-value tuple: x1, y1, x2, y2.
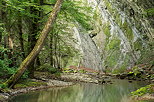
(9, 79, 151, 102)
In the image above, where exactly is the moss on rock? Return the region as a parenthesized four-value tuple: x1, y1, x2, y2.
(107, 38, 121, 50)
(134, 39, 142, 51)
(131, 84, 154, 97)
(14, 79, 47, 89)
(0, 95, 6, 102)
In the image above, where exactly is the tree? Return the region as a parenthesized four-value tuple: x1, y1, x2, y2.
(5, 0, 63, 88)
(27, 0, 42, 78)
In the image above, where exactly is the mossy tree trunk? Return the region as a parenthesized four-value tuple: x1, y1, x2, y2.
(27, 5, 40, 78)
(5, 0, 63, 88)
(18, 15, 25, 59)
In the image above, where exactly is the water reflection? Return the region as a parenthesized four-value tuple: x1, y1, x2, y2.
(9, 79, 150, 102)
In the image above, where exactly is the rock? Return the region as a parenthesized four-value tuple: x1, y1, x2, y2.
(0, 93, 9, 101)
(136, 94, 154, 101)
(119, 74, 127, 79)
(47, 80, 73, 86)
(128, 80, 133, 83)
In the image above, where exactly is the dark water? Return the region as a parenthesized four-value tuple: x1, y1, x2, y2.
(9, 79, 151, 102)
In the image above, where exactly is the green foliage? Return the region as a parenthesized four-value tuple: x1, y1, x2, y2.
(112, 66, 126, 74)
(0, 46, 7, 54)
(0, 59, 17, 77)
(0, 83, 7, 89)
(122, 21, 134, 41)
(21, 71, 29, 79)
(37, 63, 58, 74)
(0, 0, 94, 80)
(0, 23, 4, 33)
(133, 39, 142, 51)
(132, 66, 141, 76)
(62, 68, 86, 73)
(146, 8, 154, 16)
(137, 42, 154, 64)
(2, 0, 41, 18)
(107, 38, 121, 50)
(61, 0, 93, 30)
(103, 23, 111, 38)
(131, 84, 154, 96)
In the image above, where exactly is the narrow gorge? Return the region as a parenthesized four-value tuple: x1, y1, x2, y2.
(0, 0, 153, 102)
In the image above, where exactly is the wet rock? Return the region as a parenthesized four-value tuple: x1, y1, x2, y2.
(0, 93, 9, 101)
(128, 80, 133, 83)
(60, 73, 113, 84)
(119, 74, 127, 79)
(47, 80, 73, 86)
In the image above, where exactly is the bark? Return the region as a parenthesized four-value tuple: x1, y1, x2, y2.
(50, 33, 54, 66)
(1, 0, 15, 67)
(36, 57, 41, 66)
(8, 36, 15, 67)
(54, 34, 60, 68)
(0, 9, 2, 43)
(18, 16, 25, 59)
(0, 3, 3, 58)
(28, 0, 44, 78)
(0, 32, 2, 44)
(5, 0, 63, 88)
(27, 7, 38, 78)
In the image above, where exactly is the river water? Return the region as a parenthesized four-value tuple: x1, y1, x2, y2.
(9, 79, 151, 102)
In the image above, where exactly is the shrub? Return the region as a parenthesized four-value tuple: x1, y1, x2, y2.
(0, 59, 17, 78)
(37, 63, 58, 74)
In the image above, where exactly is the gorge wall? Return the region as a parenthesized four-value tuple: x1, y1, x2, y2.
(73, 0, 154, 72)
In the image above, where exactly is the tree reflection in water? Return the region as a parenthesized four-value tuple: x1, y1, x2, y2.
(10, 79, 149, 102)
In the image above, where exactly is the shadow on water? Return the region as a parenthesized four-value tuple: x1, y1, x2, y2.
(9, 79, 152, 102)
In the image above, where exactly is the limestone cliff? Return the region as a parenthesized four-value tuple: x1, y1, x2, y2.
(91, 0, 154, 71)
(73, 0, 154, 72)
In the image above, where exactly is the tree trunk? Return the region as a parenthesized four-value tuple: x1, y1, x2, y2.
(0, 1, 6, 59)
(0, 8, 2, 43)
(5, 0, 63, 88)
(50, 32, 54, 66)
(8, 35, 15, 67)
(28, 0, 45, 78)
(27, 6, 39, 78)
(18, 16, 25, 59)
(1, 0, 15, 67)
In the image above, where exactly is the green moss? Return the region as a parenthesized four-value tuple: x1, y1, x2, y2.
(134, 39, 142, 50)
(105, 50, 120, 68)
(14, 79, 47, 89)
(111, 55, 130, 74)
(112, 66, 126, 74)
(104, 37, 122, 68)
(103, 24, 111, 37)
(146, 8, 154, 16)
(0, 95, 5, 101)
(122, 21, 134, 41)
(104, 0, 112, 13)
(115, 14, 122, 26)
(107, 38, 121, 50)
(136, 42, 154, 64)
(131, 84, 154, 97)
(125, 27, 134, 40)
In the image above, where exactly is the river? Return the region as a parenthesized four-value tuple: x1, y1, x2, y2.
(9, 79, 152, 102)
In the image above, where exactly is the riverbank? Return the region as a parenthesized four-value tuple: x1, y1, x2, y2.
(0, 79, 73, 102)
(0, 71, 153, 102)
(0, 71, 110, 102)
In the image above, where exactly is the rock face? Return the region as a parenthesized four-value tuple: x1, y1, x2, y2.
(73, 27, 103, 71)
(71, 0, 153, 72)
